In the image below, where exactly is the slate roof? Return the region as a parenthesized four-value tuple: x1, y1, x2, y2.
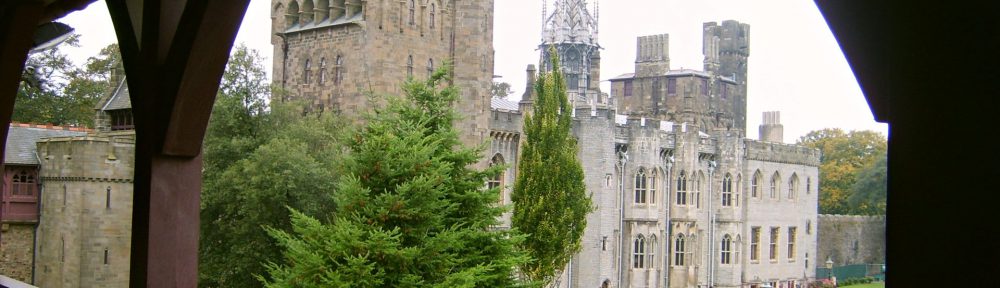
(4, 124, 88, 165)
(490, 97, 519, 111)
(101, 79, 131, 111)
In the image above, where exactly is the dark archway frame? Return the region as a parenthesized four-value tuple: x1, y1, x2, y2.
(1, 0, 250, 287)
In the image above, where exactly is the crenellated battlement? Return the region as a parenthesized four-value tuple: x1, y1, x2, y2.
(745, 139, 821, 166)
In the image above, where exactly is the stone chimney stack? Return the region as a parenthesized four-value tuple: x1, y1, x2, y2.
(759, 111, 784, 143)
(518, 64, 537, 112)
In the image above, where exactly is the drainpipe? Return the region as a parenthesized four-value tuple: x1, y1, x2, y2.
(707, 160, 717, 288)
(663, 155, 673, 287)
(616, 150, 627, 288)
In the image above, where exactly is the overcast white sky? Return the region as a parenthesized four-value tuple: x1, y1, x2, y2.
(58, 0, 887, 143)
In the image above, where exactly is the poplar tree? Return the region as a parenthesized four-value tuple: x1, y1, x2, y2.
(261, 65, 530, 287)
(511, 50, 593, 285)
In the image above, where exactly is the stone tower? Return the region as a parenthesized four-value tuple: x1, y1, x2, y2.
(759, 111, 783, 143)
(270, 0, 494, 145)
(635, 34, 669, 77)
(703, 20, 750, 130)
(538, 0, 604, 106)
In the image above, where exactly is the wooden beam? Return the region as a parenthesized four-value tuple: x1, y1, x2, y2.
(0, 0, 44, 177)
(105, 0, 249, 286)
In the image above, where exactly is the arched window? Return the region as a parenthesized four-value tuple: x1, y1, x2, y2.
(649, 170, 657, 204)
(407, 55, 414, 77)
(332, 0, 346, 20)
(303, 58, 312, 84)
(788, 174, 799, 199)
(634, 168, 647, 204)
(673, 234, 686, 266)
(676, 171, 687, 205)
(489, 154, 505, 203)
(427, 58, 434, 76)
(648, 235, 657, 268)
(633, 235, 646, 268)
(770, 172, 781, 199)
(722, 173, 733, 207)
(286, 1, 300, 28)
(429, 3, 436, 29)
(300, 0, 314, 25)
(319, 57, 327, 85)
(316, 0, 330, 22)
(751, 170, 761, 198)
(721, 234, 732, 264)
(408, 0, 415, 25)
(807, 177, 812, 194)
(334, 55, 343, 85)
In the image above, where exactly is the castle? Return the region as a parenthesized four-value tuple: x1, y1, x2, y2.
(272, 1, 821, 288)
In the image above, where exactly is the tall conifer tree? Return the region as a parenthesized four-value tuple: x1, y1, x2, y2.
(511, 49, 593, 285)
(261, 65, 530, 287)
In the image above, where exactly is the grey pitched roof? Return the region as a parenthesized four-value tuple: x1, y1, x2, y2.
(100, 79, 131, 111)
(4, 124, 88, 165)
(491, 97, 519, 111)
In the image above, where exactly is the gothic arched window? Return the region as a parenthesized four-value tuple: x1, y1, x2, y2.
(286, 1, 300, 28)
(648, 235, 657, 268)
(752, 170, 762, 198)
(770, 172, 781, 199)
(676, 171, 687, 205)
(634, 168, 647, 204)
(319, 57, 327, 85)
(673, 234, 686, 266)
(335, 55, 343, 85)
(303, 58, 312, 84)
(430, 3, 436, 29)
(649, 170, 657, 204)
(489, 154, 505, 204)
(408, 0, 415, 25)
(721, 234, 732, 264)
(633, 235, 646, 268)
(722, 173, 733, 207)
(788, 174, 799, 200)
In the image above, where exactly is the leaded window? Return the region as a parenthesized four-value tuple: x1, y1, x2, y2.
(633, 235, 646, 268)
(722, 173, 733, 206)
(676, 171, 687, 205)
(634, 168, 647, 204)
(721, 234, 732, 264)
(673, 234, 686, 266)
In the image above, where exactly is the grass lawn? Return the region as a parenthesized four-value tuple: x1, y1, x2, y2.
(840, 282, 885, 288)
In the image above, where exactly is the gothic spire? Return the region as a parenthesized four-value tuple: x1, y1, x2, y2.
(541, 0, 599, 46)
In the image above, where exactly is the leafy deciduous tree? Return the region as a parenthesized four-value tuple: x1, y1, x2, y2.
(797, 128, 887, 214)
(199, 44, 345, 288)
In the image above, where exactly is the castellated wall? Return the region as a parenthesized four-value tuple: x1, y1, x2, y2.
(33, 133, 134, 288)
(817, 215, 885, 266)
(0, 223, 35, 282)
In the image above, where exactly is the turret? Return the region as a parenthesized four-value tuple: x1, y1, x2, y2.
(635, 34, 670, 77)
(519, 64, 537, 112)
(759, 111, 783, 143)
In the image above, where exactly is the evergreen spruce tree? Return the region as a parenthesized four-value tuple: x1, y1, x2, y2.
(261, 65, 530, 288)
(511, 49, 593, 285)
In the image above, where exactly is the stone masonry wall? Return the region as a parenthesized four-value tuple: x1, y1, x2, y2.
(0, 223, 34, 282)
(817, 215, 885, 266)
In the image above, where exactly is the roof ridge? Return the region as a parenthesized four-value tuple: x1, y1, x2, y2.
(9, 122, 93, 132)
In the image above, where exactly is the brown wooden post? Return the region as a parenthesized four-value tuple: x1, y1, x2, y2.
(103, 0, 250, 286)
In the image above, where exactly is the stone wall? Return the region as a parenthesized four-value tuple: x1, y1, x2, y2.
(0, 223, 34, 282)
(33, 133, 134, 288)
(817, 215, 885, 266)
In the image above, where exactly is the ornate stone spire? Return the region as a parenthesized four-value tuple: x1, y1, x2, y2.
(541, 0, 599, 46)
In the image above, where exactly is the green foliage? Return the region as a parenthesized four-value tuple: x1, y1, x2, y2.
(849, 153, 887, 215)
(14, 35, 118, 127)
(797, 128, 887, 215)
(199, 44, 345, 287)
(491, 81, 513, 99)
(260, 65, 530, 287)
(511, 48, 593, 285)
